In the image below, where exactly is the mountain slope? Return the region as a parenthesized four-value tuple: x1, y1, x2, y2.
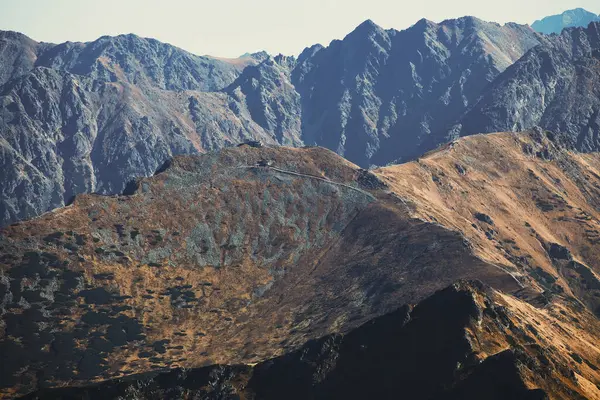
(532, 8, 600, 35)
(377, 129, 600, 315)
(3, 33, 249, 92)
(453, 22, 600, 151)
(20, 281, 600, 400)
(0, 65, 288, 226)
(0, 143, 522, 397)
(290, 17, 541, 167)
(224, 55, 302, 146)
(0, 33, 303, 227)
(0, 31, 45, 87)
(3, 131, 600, 396)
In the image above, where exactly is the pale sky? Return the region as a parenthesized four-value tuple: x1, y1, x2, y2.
(1, 0, 599, 58)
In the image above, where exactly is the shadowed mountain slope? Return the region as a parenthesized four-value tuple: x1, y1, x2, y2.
(0, 35, 300, 227)
(20, 281, 600, 400)
(5, 20, 600, 229)
(0, 32, 287, 227)
(290, 17, 541, 167)
(3, 131, 600, 396)
(2, 32, 249, 91)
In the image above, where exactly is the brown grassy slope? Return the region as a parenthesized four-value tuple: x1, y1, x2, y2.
(377, 130, 600, 313)
(0, 145, 518, 397)
(17, 281, 600, 400)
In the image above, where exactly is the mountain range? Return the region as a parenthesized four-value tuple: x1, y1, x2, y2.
(3, 8, 600, 399)
(1, 11, 599, 228)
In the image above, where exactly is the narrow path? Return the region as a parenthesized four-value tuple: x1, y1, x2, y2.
(239, 165, 376, 200)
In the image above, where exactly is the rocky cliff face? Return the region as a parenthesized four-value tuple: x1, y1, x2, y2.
(0, 31, 44, 87)
(532, 8, 600, 35)
(224, 55, 302, 146)
(34, 34, 247, 92)
(5, 18, 600, 228)
(291, 18, 541, 167)
(0, 33, 292, 226)
(19, 281, 600, 400)
(454, 22, 600, 150)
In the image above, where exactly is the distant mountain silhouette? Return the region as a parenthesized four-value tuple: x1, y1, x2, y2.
(532, 8, 600, 34)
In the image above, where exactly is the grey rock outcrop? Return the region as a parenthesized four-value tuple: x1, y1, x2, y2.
(453, 22, 600, 150)
(224, 55, 303, 146)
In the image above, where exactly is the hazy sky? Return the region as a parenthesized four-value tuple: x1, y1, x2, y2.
(1, 0, 599, 57)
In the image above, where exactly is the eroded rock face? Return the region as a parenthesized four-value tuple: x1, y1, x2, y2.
(224, 55, 303, 147)
(0, 43, 284, 226)
(4, 20, 600, 228)
(20, 281, 600, 400)
(454, 22, 600, 150)
(290, 17, 541, 167)
(33, 33, 245, 92)
(0, 31, 42, 87)
(0, 33, 278, 227)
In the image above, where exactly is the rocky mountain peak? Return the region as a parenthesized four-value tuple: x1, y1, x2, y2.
(1, 13, 598, 230)
(411, 17, 437, 31)
(0, 30, 33, 41)
(344, 18, 391, 45)
(295, 43, 324, 66)
(0, 30, 40, 86)
(245, 50, 270, 62)
(4, 8, 600, 399)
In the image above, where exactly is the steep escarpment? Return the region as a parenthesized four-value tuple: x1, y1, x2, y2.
(0, 145, 520, 397)
(0, 32, 271, 227)
(0, 65, 285, 226)
(30, 33, 248, 92)
(0, 33, 305, 227)
(21, 281, 600, 400)
(224, 55, 302, 146)
(0, 31, 45, 87)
